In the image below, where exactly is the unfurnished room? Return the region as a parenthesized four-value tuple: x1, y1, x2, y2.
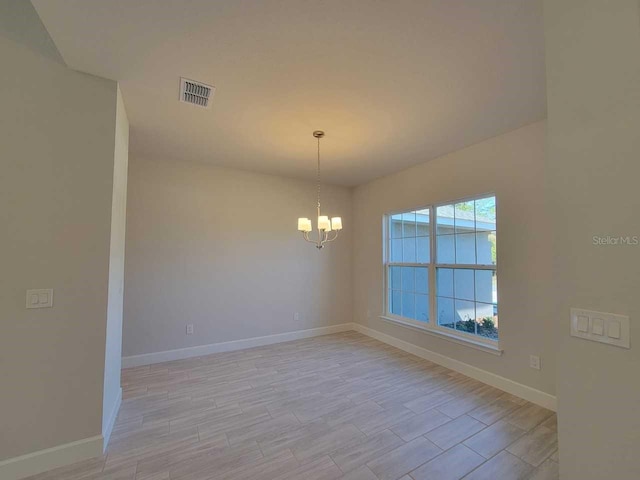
(1, 1, 639, 479)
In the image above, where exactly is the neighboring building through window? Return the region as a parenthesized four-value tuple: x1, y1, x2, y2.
(386, 195, 497, 343)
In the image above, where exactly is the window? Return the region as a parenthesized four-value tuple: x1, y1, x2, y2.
(385, 195, 498, 345)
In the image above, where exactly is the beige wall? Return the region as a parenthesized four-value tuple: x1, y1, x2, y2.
(544, 1, 640, 478)
(352, 121, 554, 395)
(102, 87, 129, 442)
(122, 156, 352, 357)
(0, 3, 118, 460)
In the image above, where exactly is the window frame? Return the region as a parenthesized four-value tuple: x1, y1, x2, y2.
(382, 193, 501, 354)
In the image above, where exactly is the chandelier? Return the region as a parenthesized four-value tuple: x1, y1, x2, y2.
(297, 130, 342, 249)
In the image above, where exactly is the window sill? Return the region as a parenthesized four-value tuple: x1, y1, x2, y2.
(379, 315, 503, 356)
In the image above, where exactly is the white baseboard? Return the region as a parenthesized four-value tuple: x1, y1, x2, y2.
(122, 323, 354, 368)
(352, 323, 557, 411)
(0, 435, 103, 480)
(102, 387, 122, 451)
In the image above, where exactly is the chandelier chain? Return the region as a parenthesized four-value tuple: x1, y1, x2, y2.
(317, 135, 321, 213)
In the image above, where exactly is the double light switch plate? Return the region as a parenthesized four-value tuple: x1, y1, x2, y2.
(26, 289, 54, 309)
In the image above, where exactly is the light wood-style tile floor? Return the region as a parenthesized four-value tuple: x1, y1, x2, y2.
(26, 332, 558, 480)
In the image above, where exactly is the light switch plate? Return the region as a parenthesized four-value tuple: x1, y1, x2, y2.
(26, 289, 54, 309)
(571, 308, 630, 349)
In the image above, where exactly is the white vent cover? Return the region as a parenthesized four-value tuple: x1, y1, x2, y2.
(179, 77, 215, 109)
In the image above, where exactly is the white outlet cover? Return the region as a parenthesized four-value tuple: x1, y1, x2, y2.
(529, 355, 541, 370)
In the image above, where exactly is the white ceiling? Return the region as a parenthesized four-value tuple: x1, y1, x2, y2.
(32, 0, 545, 186)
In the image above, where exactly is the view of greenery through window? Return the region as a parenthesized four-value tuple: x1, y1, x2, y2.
(387, 195, 498, 341)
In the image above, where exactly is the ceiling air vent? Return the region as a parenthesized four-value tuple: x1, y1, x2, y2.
(179, 77, 215, 109)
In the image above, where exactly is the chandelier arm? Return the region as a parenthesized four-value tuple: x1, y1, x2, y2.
(302, 230, 325, 249)
(324, 230, 340, 243)
(302, 231, 316, 244)
(322, 230, 339, 245)
(318, 229, 328, 248)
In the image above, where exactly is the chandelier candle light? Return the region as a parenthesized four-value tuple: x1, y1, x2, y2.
(297, 130, 342, 249)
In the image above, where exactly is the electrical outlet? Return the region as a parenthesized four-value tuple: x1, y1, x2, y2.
(294, 312, 300, 321)
(186, 324, 194, 335)
(529, 355, 541, 370)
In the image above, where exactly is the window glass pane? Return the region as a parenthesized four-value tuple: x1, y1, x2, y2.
(455, 233, 476, 264)
(437, 296, 455, 329)
(390, 266, 402, 290)
(416, 225, 430, 237)
(454, 269, 474, 301)
(437, 234, 455, 264)
(437, 268, 454, 298)
(391, 238, 403, 262)
(390, 290, 402, 316)
(416, 209, 430, 236)
(475, 301, 495, 320)
(492, 271, 498, 306)
(415, 267, 428, 294)
(476, 302, 498, 340)
(403, 237, 416, 262)
(401, 267, 415, 292)
(436, 205, 455, 234)
(455, 299, 476, 334)
(416, 294, 429, 323)
(402, 212, 417, 237)
(416, 236, 430, 263)
(475, 270, 494, 304)
(390, 214, 403, 238)
(455, 299, 476, 322)
(402, 292, 416, 319)
(455, 201, 475, 234)
(476, 231, 496, 265)
(475, 197, 496, 231)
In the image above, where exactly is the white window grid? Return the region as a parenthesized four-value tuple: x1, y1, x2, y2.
(384, 194, 498, 346)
